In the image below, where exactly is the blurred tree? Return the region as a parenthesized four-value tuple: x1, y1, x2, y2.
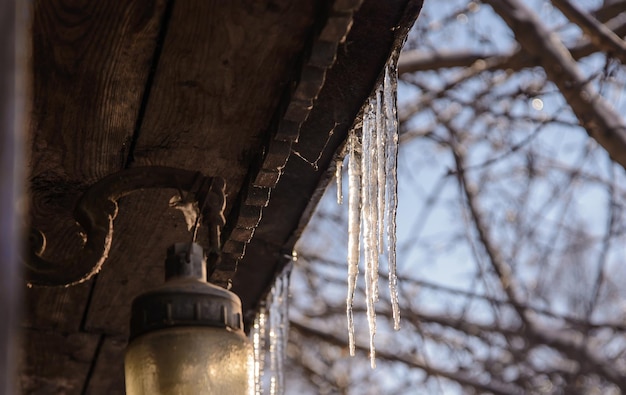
(286, 0, 626, 394)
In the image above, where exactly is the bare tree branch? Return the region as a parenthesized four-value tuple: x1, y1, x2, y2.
(484, 0, 626, 170)
(551, 0, 626, 64)
(527, 324, 626, 390)
(398, 8, 626, 75)
(291, 321, 526, 395)
(445, 118, 530, 324)
(593, 0, 626, 23)
(288, 1, 626, 392)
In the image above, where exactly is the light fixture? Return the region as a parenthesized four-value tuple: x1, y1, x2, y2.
(24, 166, 254, 394)
(125, 242, 254, 395)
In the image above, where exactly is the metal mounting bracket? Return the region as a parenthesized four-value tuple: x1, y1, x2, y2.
(25, 166, 226, 287)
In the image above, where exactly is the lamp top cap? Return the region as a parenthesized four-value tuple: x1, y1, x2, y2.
(128, 242, 245, 340)
(165, 242, 206, 281)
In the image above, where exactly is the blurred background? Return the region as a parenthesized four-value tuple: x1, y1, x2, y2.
(286, 0, 626, 393)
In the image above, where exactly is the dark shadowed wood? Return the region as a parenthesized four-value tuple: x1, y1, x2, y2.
(83, 336, 126, 395)
(29, 0, 167, 251)
(22, 0, 166, 392)
(84, 0, 317, 336)
(22, 282, 93, 331)
(18, 330, 99, 394)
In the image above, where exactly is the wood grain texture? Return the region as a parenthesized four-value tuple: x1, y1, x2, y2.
(84, 0, 317, 335)
(131, 0, 317, 200)
(22, 282, 93, 332)
(82, 336, 126, 395)
(26, 0, 166, 281)
(28, 0, 166, 277)
(18, 330, 99, 395)
(30, 0, 166, 183)
(23, 1, 166, 392)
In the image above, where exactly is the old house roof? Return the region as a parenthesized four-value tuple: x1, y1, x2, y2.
(21, 0, 422, 392)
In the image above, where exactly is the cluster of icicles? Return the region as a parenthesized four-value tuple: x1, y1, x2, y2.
(250, 265, 291, 395)
(337, 54, 401, 368)
(249, 55, 401, 395)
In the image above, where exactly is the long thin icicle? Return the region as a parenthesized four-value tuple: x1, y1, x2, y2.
(252, 306, 267, 394)
(336, 159, 344, 205)
(268, 267, 291, 395)
(362, 97, 377, 368)
(384, 55, 401, 330)
(252, 265, 292, 395)
(346, 129, 362, 356)
(375, 87, 387, 254)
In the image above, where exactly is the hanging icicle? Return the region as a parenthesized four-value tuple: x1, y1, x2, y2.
(250, 264, 292, 395)
(252, 306, 268, 394)
(361, 95, 378, 368)
(384, 57, 401, 330)
(342, 52, 401, 368)
(268, 267, 290, 395)
(346, 129, 362, 357)
(336, 158, 344, 205)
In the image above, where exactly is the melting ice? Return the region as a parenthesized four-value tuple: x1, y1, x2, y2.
(344, 53, 401, 368)
(251, 265, 292, 395)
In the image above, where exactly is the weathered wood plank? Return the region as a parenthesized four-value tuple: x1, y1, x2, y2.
(18, 330, 100, 395)
(130, 0, 317, 190)
(25, 0, 166, 324)
(84, 0, 317, 335)
(23, 1, 166, 392)
(22, 282, 93, 332)
(83, 336, 126, 395)
(30, 0, 167, 182)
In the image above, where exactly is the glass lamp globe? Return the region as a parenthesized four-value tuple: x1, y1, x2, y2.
(125, 243, 254, 395)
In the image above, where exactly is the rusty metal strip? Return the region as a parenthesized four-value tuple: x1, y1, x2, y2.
(211, 0, 364, 287)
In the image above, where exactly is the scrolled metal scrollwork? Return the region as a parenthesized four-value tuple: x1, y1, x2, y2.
(25, 166, 225, 287)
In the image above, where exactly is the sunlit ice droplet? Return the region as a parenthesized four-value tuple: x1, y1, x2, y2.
(531, 98, 544, 111)
(456, 13, 468, 23)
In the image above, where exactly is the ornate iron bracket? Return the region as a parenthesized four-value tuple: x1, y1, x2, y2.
(25, 166, 226, 287)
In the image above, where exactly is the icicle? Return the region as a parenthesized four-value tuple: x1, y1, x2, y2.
(268, 293, 276, 394)
(375, 86, 387, 254)
(252, 306, 267, 394)
(346, 129, 361, 356)
(336, 158, 344, 205)
(363, 97, 379, 303)
(268, 266, 291, 395)
(384, 55, 401, 330)
(361, 98, 377, 368)
(268, 279, 280, 395)
(278, 267, 290, 395)
(252, 265, 292, 395)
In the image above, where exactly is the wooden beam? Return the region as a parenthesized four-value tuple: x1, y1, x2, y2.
(81, 336, 126, 395)
(84, 0, 317, 336)
(22, 1, 167, 392)
(18, 330, 100, 394)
